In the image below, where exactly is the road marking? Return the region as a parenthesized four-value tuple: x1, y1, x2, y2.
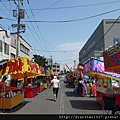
(60, 92, 64, 114)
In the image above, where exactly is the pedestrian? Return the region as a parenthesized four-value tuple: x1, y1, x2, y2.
(77, 78, 83, 96)
(82, 80, 88, 97)
(50, 76, 61, 102)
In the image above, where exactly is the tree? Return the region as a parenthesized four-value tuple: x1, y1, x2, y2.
(32, 54, 50, 73)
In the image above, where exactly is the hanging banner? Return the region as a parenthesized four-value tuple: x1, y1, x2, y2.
(83, 58, 120, 81)
(0, 57, 40, 79)
(103, 43, 120, 72)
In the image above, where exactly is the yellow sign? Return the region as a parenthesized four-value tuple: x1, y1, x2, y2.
(0, 57, 40, 79)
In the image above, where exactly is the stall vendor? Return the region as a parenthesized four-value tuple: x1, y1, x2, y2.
(0, 76, 7, 97)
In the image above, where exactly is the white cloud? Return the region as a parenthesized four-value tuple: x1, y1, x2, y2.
(58, 41, 86, 52)
(54, 41, 86, 70)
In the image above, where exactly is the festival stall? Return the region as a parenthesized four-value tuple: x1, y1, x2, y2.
(0, 57, 41, 109)
(36, 66, 46, 93)
(102, 42, 120, 106)
(83, 58, 120, 106)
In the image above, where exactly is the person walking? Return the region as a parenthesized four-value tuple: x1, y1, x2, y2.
(50, 75, 61, 102)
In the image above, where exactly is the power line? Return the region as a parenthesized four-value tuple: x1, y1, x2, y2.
(27, 1, 48, 50)
(21, 8, 120, 23)
(32, 48, 78, 52)
(26, 0, 120, 11)
(1, 7, 120, 23)
(22, 5, 44, 50)
(29, 0, 63, 17)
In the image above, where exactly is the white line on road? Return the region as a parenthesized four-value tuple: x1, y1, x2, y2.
(60, 92, 64, 114)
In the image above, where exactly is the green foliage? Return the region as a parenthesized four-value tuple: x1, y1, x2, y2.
(32, 54, 50, 71)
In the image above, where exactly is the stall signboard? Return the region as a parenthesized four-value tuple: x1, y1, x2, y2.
(83, 58, 120, 80)
(39, 66, 45, 76)
(0, 57, 40, 79)
(103, 42, 120, 72)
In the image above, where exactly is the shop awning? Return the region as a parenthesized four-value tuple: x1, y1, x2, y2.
(83, 58, 120, 81)
(0, 57, 41, 79)
(85, 71, 120, 81)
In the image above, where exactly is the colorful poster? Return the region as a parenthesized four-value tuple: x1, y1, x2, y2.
(83, 58, 120, 80)
(103, 43, 120, 72)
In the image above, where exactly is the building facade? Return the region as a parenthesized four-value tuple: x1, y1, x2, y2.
(46, 58, 60, 74)
(52, 63, 60, 74)
(79, 19, 120, 64)
(0, 27, 11, 61)
(0, 27, 32, 61)
(11, 33, 32, 59)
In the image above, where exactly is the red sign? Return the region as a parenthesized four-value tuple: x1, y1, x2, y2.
(103, 43, 120, 72)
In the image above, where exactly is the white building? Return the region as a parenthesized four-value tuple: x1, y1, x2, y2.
(46, 58, 60, 74)
(52, 63, 60, 74)
(0, 27, 11, 60)
(0, 27, 32, 61)
(11, 33, 32, 59)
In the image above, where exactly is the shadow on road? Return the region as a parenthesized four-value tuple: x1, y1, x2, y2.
(64, 84, 74, 88)
(46, 98, 55, 102)
(1, 101, 31, 113)
(65, 91, 82, 97)
(70, 100, 102, 110)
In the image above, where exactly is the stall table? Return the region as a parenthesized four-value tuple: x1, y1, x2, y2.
(24, 86, 37, 98)
(96, 91, 120, 106)
(0, 86, 24, 110)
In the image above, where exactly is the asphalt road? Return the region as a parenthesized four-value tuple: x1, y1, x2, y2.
(0, 78, 103, 115)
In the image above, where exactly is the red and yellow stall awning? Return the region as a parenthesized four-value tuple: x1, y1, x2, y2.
(0, 57, 41, 79)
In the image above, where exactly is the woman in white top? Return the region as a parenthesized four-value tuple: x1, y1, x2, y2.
(50, 76, 60, 102)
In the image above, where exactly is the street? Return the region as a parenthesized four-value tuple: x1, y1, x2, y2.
(0, 78, 103, 115)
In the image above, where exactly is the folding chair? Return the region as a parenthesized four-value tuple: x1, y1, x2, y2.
(102, 96, 116, 114)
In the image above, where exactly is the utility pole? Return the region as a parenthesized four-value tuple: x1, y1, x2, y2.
(73, 60, 76, 71)
(16, 0, 20, 58)
(11, 0, 25, 58)
(50, 55, 53, 75)
(50, 55, 53, 66)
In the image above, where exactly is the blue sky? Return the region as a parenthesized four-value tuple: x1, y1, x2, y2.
(0, 0, 120, 70)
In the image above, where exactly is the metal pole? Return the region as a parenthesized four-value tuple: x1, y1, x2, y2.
(16, 0, 20, 58)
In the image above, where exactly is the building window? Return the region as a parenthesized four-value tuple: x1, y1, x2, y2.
(52, 65, 56, 68)
(11, 53, 15, 58)
(4, 42, 9, 55)
(106, 21, 120, 24)
(113, 38, 120, 45)
(20, 43, 30, 55)
(0, 40, 2, 52)
(57, 66, 60, 68)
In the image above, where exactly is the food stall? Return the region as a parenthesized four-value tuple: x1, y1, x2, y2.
(102, 43, 120, 105)
(38, 66, 46, 91)
(83, 58, 120, 106)
(0, 57, 41, 110)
